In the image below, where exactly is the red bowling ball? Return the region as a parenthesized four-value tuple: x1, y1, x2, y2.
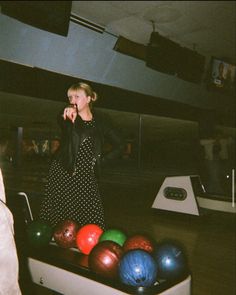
(53, 220, 80, 248)
(89, 240, 123, 280)
(76, 224, 103, 255)
(123, 234, 155, 253)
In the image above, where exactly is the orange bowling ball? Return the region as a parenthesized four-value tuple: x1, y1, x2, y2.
(76, 224, 103, 255)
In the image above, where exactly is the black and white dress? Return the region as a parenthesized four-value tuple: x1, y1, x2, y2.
(39, 119, 105, 229)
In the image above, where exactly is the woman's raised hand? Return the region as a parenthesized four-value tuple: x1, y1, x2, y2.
(63, 105, 77, 123)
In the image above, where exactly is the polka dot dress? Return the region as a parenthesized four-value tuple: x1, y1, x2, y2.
(39, 119, 105, 230)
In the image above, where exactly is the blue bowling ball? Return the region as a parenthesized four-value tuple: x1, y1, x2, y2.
(153, 241, 188, 280)
(119, 250, 157, 287)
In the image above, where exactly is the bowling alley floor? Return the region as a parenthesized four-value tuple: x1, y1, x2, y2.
(3, 164, 236, 295)
(100, 179, 236, 295)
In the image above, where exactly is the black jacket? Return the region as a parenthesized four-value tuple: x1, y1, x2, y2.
(55, 109, 124, 176)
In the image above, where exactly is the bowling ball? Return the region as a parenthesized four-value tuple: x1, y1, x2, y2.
(99, 229, 127, 246)
(76, 224, 103, 255)
(119, 250, 157, 287)
(153, 240, 188, 280)
(89, 240, 123, 279)
(53, 219, 80, 248)
(26, 220, 53, 247)
(123, 234, 155, 253)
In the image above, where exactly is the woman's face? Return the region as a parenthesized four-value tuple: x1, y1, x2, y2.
(67, 89, 91, 111)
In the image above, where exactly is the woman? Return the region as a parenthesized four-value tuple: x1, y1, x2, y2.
(39, 82, 124, 230)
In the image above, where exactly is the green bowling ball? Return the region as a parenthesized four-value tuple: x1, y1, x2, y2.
(99, 229, 127, 246)
(26, 220, 53, 247)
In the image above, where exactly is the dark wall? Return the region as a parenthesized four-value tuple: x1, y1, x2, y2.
(0, 59, 234, 128)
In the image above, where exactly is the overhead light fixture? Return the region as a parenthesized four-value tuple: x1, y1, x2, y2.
(70, 13, 105, 34)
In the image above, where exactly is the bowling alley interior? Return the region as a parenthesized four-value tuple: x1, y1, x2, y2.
(0, 2, 235, 295)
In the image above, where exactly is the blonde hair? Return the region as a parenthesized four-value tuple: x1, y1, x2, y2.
(68, 82, 98, 106)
